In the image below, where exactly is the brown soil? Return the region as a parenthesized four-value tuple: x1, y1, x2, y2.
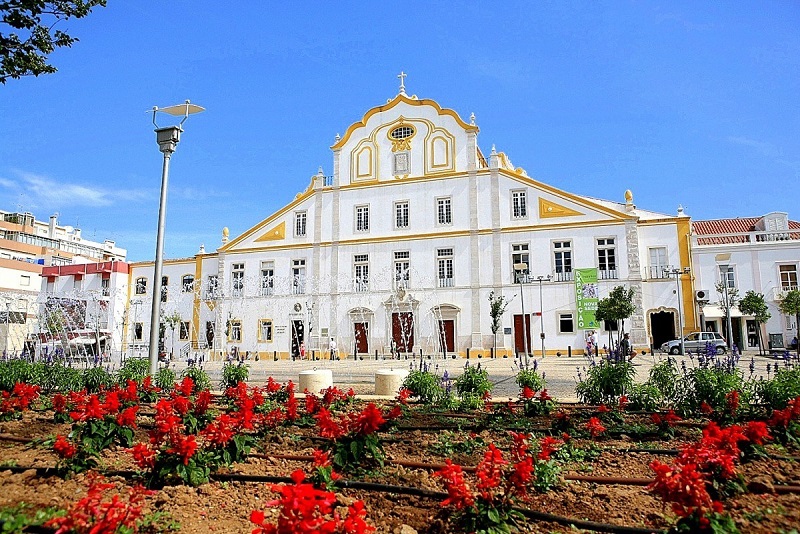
(1, 408, 799, 533)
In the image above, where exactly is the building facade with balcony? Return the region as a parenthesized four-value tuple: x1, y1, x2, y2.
(0, 210, 127, 357)
(128, 88, 694, 360)
(691, 212, 800, 351)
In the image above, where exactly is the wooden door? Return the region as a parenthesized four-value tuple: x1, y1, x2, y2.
(354, 322, 369, 354)
(438, 320, 455, 353)
(513, 314, 531, 354)
(392, 312, 414, 353)
(291, 320, 304, 359)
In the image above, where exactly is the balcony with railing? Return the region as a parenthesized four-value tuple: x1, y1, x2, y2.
(553, 270, 573, 282)
(598, 269, 618, 280)
(438, 277, 454, 288)
(648, 266, 671, 280)
(773, 286, 799, 301)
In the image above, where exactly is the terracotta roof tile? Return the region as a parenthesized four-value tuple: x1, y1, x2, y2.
(692, 217, 800, 245)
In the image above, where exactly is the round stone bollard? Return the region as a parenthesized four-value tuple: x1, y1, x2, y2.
(299, 369, 333, 394)
(374, 368, 409, 396)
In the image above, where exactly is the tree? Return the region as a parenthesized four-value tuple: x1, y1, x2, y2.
(163, 311, 181, 360)
(488, 291, 510, 357)
(778, 290, 800, 357)
(1, 1, 107, 84)
(738, 291, 771, 355)
(594, 285, 635, 348)
(715, 282, 740, 347)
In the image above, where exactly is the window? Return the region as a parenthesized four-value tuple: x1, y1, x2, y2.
(389, 125, 415, 140)
(437, 248, 454, 288)
(135, 277, 147, 295)
(259, 319, 273, 342)
(393, 152, 410, 175)
(437, 197, 452, 225)
(181, 275, 194, 292)
(780, 265, 798, 290)
(511, 190, 527, 218)
(134, 322, 143, 341)
(292, 259, 306, 295)
(260, 261, 274, 296)
(558, 312, 575, 334)
(511, 243, 530, 282)
(395, 201, 409, 228)
(101, 278, 110, 296)
(228, 319, 242, 342)
(294, 211, 307, 237)
(649, 247, 668, 279)
(231, 263, 244, 297)
(206, 275, 219, 299)
(553, 241, 572, 281)
(719, 265, 735, 289)
(355, 205, 370, 232)
(394, 251, 410, 289)
(597, 238, 617, 279)
(354, 254, 369, 292)
(179, 321, 190, 341)
(160, 276, 168, 302)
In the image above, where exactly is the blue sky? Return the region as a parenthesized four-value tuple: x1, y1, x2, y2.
(1, 1, 798, 261)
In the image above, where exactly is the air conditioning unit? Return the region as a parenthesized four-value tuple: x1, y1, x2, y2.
(695, 289, 710, 302)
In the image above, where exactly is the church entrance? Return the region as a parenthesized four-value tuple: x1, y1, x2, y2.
(437, 320, 455, 354)
(392, 312, 414, 353)
(291, 320, 304, 360)
(354, 322, 369, 354)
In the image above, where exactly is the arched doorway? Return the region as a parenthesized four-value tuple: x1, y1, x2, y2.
(431, 304, 460, 356)
(649, 309, 676, 350)
(348, 307, 373, 355)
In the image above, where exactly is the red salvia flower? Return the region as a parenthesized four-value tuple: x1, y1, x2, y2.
(167, 433, 198, 465)
(53, 435, 77, 459)
(176, 376, 195, 397)
(520, 386, 535, 400)
(194, 390, 212, 415)
(538, 389, 552, 402)
(538, 436, 562, 461)
(202, 414, 237, 447)
(700, 401, 714, 415)
(585, 417, 606, 438)
(597, 404, 610, 413)
(52, 393, 67, 414)
(726, 390, 740, 416)
(397, 388, 412, 405)
(433, 459, 475, 510)
(618, 395, 629, 411)
(130, 443, 156, 469)
(475, 443, 508, 499)
(352, 403, 385, 436)
(116, 406, 138, 428)
(743, 421, 771, 446)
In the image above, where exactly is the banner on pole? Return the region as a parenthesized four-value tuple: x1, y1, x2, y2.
(575, 268, 599, 330)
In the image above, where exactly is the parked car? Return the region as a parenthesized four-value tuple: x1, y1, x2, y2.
(660, 332, 728, 355)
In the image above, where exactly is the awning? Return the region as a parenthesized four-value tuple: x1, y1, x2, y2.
(701, 305, 748, 319)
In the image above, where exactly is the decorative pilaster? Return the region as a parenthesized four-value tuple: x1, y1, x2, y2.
(625, 219, 647, 346)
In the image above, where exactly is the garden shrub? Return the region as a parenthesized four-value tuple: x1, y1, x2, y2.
(751, 367, 800, 410)
(82, 366, 114, 393)
(155, 368, 176, 391)
(679, 366, 745, 416)
(515, 367, 545, 392)
(181, 367, 211, 393)
(117, 358, 149, 385)
(455, 365, 493, 398)
(626, 383, 661, 412)
(221, 362, 249, 390)
(575, 360, 635, 405)
(647, 358, 681, 406)
(402, 370, 443, 404)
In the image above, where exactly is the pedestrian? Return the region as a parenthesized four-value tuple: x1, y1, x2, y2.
(590, 330, 598, 357)
(329, 337, 337, 360)
(300, 341, 306, 360)
(390, 339, 397, 360)
(621, 333, 633, 361)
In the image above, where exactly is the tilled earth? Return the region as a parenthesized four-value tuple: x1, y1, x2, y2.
(1, 409, 800, 533)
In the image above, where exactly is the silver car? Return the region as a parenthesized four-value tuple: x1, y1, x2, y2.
(660, 332, 728, 355)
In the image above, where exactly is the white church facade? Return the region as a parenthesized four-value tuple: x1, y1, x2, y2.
(126, 86, 696, 360)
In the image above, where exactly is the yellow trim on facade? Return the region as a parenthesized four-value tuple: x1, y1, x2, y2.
(192, 255, 202, 349)
(255, 221, 286, 242)
(538, 197, 584, 218)
(676, 217, 696, 335)
(332, 94, 478, 150)
(257, 318, 274, 342)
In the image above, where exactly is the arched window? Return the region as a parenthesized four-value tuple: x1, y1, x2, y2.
(182, 275, 195, 292)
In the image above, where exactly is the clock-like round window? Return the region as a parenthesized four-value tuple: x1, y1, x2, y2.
(389, 125, 415, 140)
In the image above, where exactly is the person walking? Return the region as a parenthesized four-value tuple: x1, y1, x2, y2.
(329, 337, 337, 360)
(300, 341, 306, 360)
(621, 333, 634, 362)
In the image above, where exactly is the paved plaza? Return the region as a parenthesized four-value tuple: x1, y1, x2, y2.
(157, 349, 780, 402)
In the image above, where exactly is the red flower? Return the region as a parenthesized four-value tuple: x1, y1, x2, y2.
(315, 407, 346, 440)
(116, 406, 138, 428)
(726, 390, 740, 416)
(397, 388, 412, 405)
(508, 456, 534, 497)
(71, 394, 105, 421)
(509, 431, 530, 460)
(167, 433, 198, 465)
(53, 435, 76, 459)
(352, 403, 385, 436)
(520, 386, 535, 400)
(171, 395, 191, 416)
(618, 395, 629, 411)
(385, 405, 403, 421)
(194, 390, 212, 415)
(700, 401, 714, 415)
(265, 377, 281, 393)
(597, 404, 610, 413)
(202, 414, 237, 447)
(539, 389, 552, 402)
(130, 443, 156, 469)
(312, 449, 332, 468)
(305, 394, 321, 415)
(538, 436, 562, 461)
(103, 390, 121, 414)
(176, 376, 195, 397)
(52, 393, 67, 414)
(743, 421, 771, 446)
(475, 444, 508, 499)
(433, 460, 475, 510)
(585, 417, 606, 438)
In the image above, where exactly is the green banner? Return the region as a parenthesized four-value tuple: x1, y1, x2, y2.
(575, 268, 599, 330)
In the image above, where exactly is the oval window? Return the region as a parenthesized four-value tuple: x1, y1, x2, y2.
(389, 125, 415, 140)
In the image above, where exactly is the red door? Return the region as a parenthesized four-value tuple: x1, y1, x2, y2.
(438, 320, 455, 353)
(354, 322, 369, 354)
(513, 314, 532, 354)
(392, 312, 414, 353)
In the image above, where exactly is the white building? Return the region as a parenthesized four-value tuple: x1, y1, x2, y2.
(0, 210, 126, 357)
(691, 212, 800, 351)
(128, 87, 696, 360)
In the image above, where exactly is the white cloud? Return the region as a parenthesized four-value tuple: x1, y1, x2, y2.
(726, 136, 781, 158)
(0, 170, 151, 208)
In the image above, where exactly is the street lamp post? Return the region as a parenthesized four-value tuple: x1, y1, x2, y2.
(514, 262, 530, 369)
(147, 101, 204, 376)
(536, 275, 551, 358)
(664, 267, 691, 355)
